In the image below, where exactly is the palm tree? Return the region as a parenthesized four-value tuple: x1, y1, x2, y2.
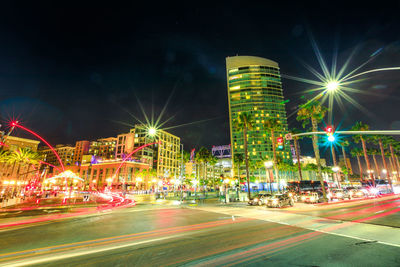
(233, 153, 244, 181)
(235, 112, 254, 201)
(297, 100, 328, 201)
(7, 148, 39, 193)
(369, 135, 391, 181)
(351, 148, 364, 180)
(330, 142, 341, 187)
(385, 137, 400, 180)
(196, 147, 211, 186)
(263, 117, 283, 190)
(339, 140, 350, 181)
(207, 155, 218, 189)
(367, 148, 380, 179)
(351, 122, 374, 186)
(291, 128, 304, 181)
(0, 150, 10, 178)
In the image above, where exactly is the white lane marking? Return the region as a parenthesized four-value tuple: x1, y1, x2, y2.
(2, 234, 185, 267)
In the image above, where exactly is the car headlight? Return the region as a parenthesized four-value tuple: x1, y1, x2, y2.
(254, 198, 259, 202)
(327, 193, 332, 198)
(310, 196, 315, 201)
(301, 196, 306, 200)
(288, 193, 293, 197)
(337, 193, 343, 197)
(272, 199, 278, 204)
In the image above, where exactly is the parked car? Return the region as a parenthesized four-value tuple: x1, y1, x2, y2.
(347, 187, 365, 198)
(248, 193, 272, 206)
(266, 193, 294, 208)
(304, 191, 320, 204)
(330, 188, 351, 200)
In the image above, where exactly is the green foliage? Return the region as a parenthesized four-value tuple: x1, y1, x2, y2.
(296, 100, 327, 128)
(263, 117, 282, 132)
(235, 112, 254, 130)
(351, 121, 370, 144)
(350, 148, 363, 157)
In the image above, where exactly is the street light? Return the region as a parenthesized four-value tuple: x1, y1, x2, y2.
(332, 166, 340, 172)
(148, 127, 157, 137)
(326, 80, 339, 92)
(264, 161, 273, 193)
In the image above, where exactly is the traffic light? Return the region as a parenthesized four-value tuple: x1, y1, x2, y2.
(277, 137, 283, 149)
(325, 126, 334, 136)
(325, 126, 335, 142)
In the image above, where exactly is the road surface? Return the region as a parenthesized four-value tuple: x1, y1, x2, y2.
(0, 196, 399, 266)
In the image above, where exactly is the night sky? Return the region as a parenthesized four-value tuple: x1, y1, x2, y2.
(1, 1, 400, 158)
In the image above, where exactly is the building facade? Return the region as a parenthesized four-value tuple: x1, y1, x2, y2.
(115, 133, 135, 159)
(41, 144, 75, 167)
(73, 140, 90, 166)
(79, 160, 150, 190)
(2, 135, 40, 152)
(89, 137, 117, 160)
(226, 56, 291, 174)
(130, 125, 181, 179)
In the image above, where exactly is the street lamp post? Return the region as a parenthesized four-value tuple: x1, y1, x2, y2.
(180, 143, 184, 202)
(332, 166, 340, 188)
(264, 161, 273, 193)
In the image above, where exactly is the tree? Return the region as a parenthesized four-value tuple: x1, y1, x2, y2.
(263, 117, 283, 190)
(339, 140, 350, 181)
(233, 153, 244, 181)
(291, 128, 304, 181)
(385, 136, 400, 180)
(351, 148, 364, 180)
(195, 147, 212, 186)
(0, 150, 10, 178)
(235, 112, 254, 201)
(207, 155, 218, 189)
(297, 100, 328, 201)
(367, 148, 380, 178)
(7, 148, 39, 193)
(369, 135, 391, 183)
(351, 122, 374, 186)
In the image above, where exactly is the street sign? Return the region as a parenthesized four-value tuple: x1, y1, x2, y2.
(285, 133, 292, 140)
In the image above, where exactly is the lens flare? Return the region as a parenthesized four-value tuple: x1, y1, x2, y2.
(283, 33, 400, 124)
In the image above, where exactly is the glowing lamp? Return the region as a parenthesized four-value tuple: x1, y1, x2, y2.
(148, 127, 157, 137)
(328, 135, 335, 142)
(326, 81, 339, 92)
(325, 126, 334, 135)
(264, 161, 273, 168)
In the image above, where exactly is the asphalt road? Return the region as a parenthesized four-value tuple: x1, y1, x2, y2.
(0, 198, 399, 266)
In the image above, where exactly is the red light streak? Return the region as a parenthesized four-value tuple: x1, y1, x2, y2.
(12, 122, 65, 171)
(112, 141, 160, 179)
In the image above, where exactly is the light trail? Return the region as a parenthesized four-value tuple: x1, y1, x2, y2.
(112, 141, 161, 179)
(0, 217, 252, 265)
(12, 122, 65, 171)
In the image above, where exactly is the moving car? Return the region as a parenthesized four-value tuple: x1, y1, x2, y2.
(266, 193, 294, 208)
(248, 193, 271, 206)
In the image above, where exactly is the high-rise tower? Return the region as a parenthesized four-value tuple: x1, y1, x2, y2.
(226, 56, 290, 174)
